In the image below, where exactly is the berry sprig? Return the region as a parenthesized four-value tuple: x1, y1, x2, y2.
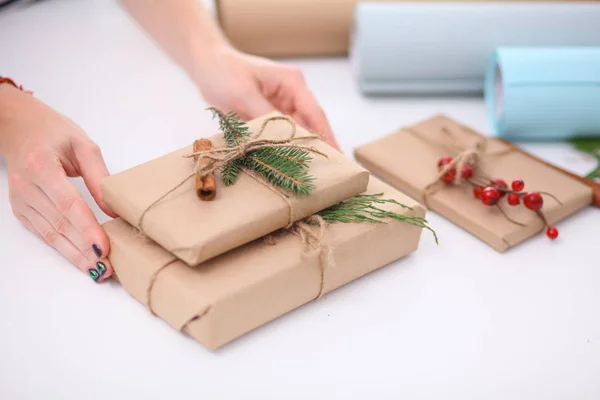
(437, 156, 562, 241)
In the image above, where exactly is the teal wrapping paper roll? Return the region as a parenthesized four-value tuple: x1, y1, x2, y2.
(350, 2, 600, 95)
(485, 47, 600, 141)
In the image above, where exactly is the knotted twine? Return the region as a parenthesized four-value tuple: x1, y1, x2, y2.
(405, 125, 513, 208)
(137, 115, 328, 236)
(144, 215, 333, 326)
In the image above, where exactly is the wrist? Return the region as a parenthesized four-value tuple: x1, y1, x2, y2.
(0, 84, 34, 157)
(188, 41, 240, 94)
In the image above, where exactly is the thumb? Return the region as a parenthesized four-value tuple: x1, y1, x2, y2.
(73, 139, 118, 218)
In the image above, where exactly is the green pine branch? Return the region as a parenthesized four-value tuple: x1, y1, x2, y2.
(209, 108, 316, 196)
(208, 107, 252, 147)
(315, 193, 438, 243)
(246, 148, 315, 196)
(220, 158, 243, 186)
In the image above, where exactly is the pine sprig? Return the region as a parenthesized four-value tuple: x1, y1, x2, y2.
(209, 108, 317, 196)
(246, 148, 315, 196)
(219, 158, 243, 186)
(315, 193, 438, 243)
(208, 107, 252, 147)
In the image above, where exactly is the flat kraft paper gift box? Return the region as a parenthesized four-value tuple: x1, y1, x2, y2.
(101, 112, 369, 266)
(104, 178, 427, 350)
(354, 115, 593, 252)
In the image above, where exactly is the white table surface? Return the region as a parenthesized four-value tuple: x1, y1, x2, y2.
(1, 1, 599, 399)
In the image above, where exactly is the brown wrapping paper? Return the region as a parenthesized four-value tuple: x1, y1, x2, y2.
(215, 0, 584, 58)
(354, 115, 593, 252)
(101, 112, 369, 266)
(104, 178, 426, 350)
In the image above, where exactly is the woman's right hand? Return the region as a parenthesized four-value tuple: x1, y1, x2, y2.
(0, 84, 116, 282)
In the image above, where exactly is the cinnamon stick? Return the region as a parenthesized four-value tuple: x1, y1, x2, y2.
(497, 139, 600, 207)
(193, 139, 217, 201)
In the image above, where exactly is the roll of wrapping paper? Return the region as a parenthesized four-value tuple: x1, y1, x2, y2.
(350, 2, 600, 94)
(215, 0, 587, 58)
(485, 47, 600, 140)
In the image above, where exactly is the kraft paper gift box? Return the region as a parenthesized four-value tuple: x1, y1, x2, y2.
(354, 115, 593, 252)
(104, 178, 429, 350)
(101, 112, 369, 266)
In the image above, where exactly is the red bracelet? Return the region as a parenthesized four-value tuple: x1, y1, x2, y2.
(0, 77, 33, 94)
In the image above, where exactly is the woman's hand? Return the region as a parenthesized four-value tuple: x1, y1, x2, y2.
(119, 0, 339, 149)
(0, 85, 115, 282)
(192, 47, 340, 150)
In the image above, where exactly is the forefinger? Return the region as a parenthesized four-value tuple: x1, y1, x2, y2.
(293, 87, 340, 150)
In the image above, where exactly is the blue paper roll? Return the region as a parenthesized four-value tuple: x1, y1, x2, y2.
(350, 2, 600, 95)
(485, 47, 600, 141)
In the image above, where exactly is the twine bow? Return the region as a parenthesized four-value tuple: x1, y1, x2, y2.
(183, 115, 327, 180)
(138, 115, 327, 234)
(406, 126, 509, 208)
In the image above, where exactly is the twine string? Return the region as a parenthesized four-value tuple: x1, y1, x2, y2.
(288, 215, 333, 299)
(406, 125, 520, 247)
(143, 215, 333, 324)
(137, 115, 327, 235)
(405, 126, 513, 208)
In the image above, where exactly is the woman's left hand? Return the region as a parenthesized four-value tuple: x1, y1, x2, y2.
(191, 47, 340, 150)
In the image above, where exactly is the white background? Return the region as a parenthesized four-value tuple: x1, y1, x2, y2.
(1, 1, 599, 399)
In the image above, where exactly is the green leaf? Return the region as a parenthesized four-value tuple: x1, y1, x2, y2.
(315, 193, 438, 244)
(568, 137, 600, 155)
(220, 158, 243, 186)
(245, 147, 315, 196)
(207, 107, 252, 147)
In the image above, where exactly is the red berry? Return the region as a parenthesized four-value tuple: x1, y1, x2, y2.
(473, 186, 483, 199)
(546, 226, 559, 240)
(437, 156, 453, 169)
(507, 193, 520, 205)
(511, 179, 525, 192)
(490, 179, 508, 196)
(523, 192, 544, 211)
(461, 164, 474, 179)
(481, 187, 501, 206)
(441, 168, 456, 184)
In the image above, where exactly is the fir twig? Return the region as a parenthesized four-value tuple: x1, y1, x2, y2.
(220, 158, 243, 186)
(208, 107, 251, 146)
(246, 148, 315, 196)
(209, 108, 317, 196)
(315, 193, 438, 243)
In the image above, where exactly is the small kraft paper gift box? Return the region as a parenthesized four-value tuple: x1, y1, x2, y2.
(104, 178, 434, 350)
(354, 115, 593, 252)
(101, 111, 369, 266)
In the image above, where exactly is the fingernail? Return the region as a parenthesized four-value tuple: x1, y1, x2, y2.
(96, 261, 107, 277)
(92, 244, 102, 258)
(88, 268, 100, 282)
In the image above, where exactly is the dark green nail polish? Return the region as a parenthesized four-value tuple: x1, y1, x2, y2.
(96, 262, 107, 277)
(88, 269, 100, 281)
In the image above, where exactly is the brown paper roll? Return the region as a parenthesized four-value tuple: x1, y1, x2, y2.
(216, 0, 590, 58)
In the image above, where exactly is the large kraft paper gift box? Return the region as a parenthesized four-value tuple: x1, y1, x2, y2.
(101, 112, 369, 266)
(354, 115, 593, 252)
(215, 0, 579, 58)
(104, 178, 429, 350)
